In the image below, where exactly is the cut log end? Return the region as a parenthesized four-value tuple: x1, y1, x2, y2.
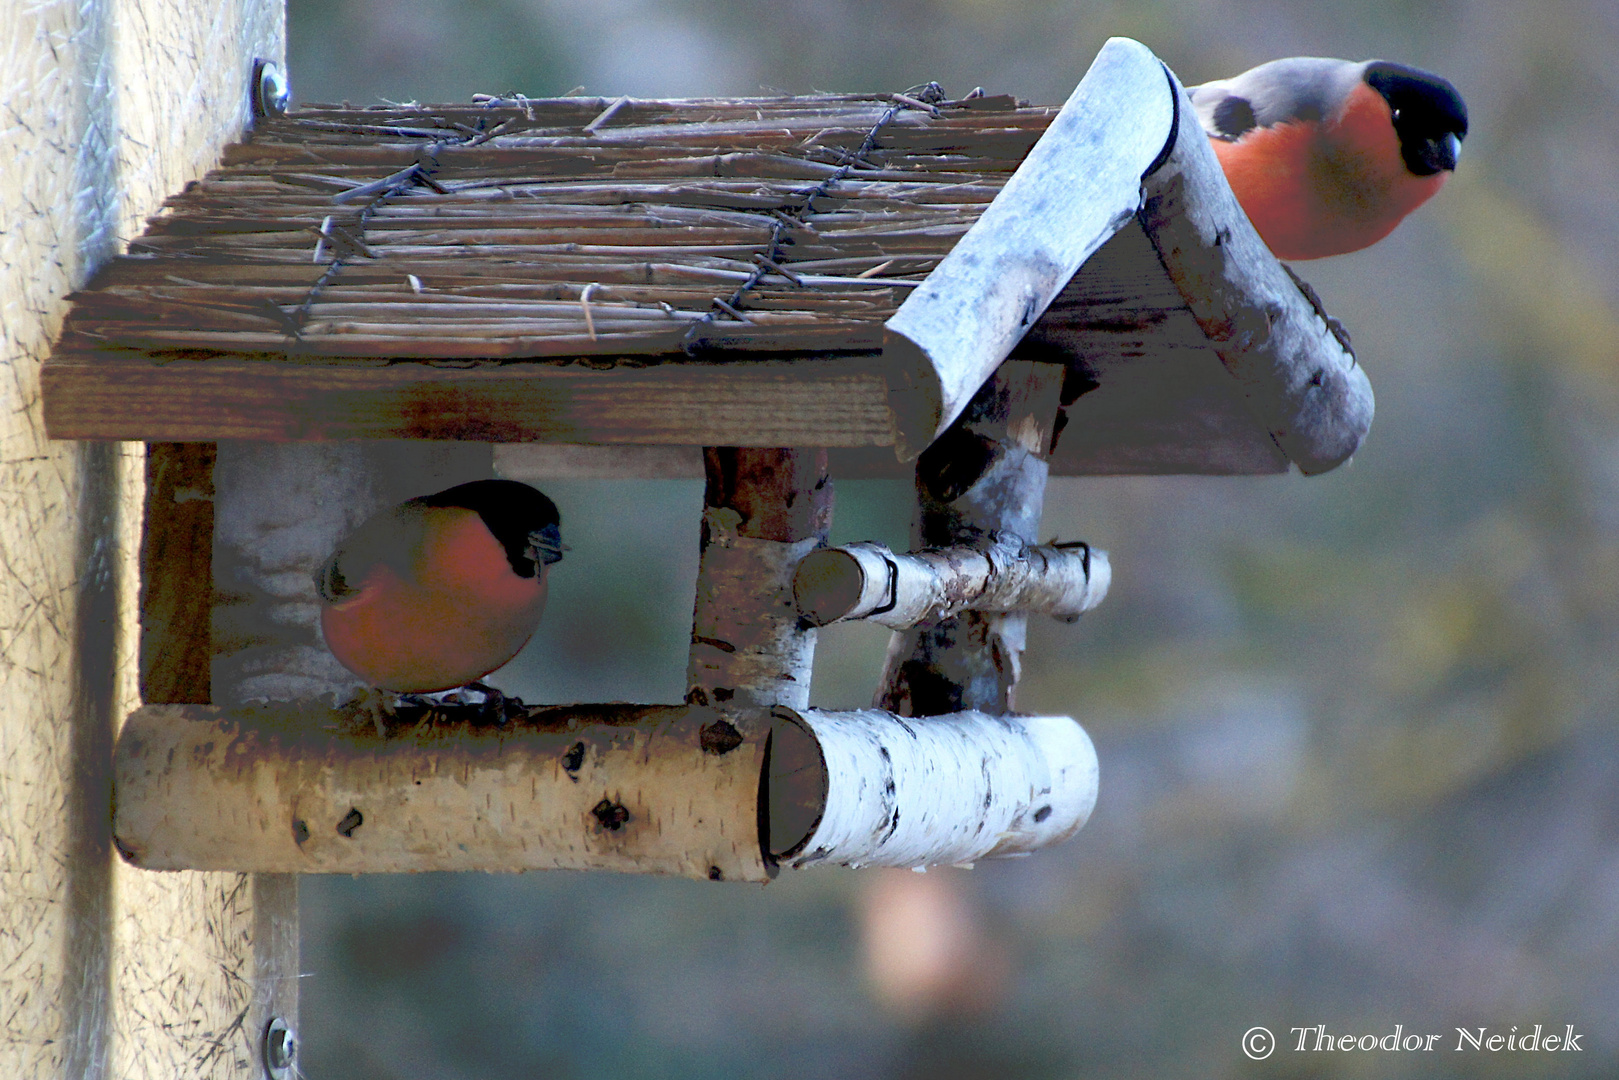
(766, 708, 828, 861)
(791, 548, 870, 628)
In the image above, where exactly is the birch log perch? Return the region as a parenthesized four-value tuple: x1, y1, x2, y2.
(687, 447, 832, 710)
(1137, 67, 1373, 474)
(793, 537, 1110, 628)
(783, 708, 1098, 869)
(113, 702, 774, 881)
(111, 701, 1097, 876)
(880, 36, 1176, 457)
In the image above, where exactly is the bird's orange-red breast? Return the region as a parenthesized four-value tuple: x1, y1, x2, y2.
(1189, 58, 1468, 259)
(315, 479, 563, 693)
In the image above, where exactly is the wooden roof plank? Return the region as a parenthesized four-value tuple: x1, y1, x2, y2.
(41, 349, 898, 445)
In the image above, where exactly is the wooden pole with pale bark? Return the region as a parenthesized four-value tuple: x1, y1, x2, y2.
(687, 447, 833, 712)
(874, 361, 1066, 716)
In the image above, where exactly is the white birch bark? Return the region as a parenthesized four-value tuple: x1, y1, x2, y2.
(688, 510, 821, 710)
(786, 708, 1098, 869)
(687, 446, 832, 711)
(881, 36, 1176, 457)
(1139, 67, 1373, 473)
(794, 536, 1110, 629)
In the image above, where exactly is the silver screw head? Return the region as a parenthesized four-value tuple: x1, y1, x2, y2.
(263, 1016, 297, 1078)
(253, 60, 291, 118)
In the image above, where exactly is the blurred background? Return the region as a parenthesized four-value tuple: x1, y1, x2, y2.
(286, 1, 1619, 1076)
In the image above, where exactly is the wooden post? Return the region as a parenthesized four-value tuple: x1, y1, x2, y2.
(1, 0, 289, 1074)
(876, 361, 1065, 715)
(685, 447, 834, 864)
(687, 447, 833, 711)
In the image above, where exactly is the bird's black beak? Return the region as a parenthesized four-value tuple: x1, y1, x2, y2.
(1421, 131, 1462, 173)
(526, 523, 566, 568)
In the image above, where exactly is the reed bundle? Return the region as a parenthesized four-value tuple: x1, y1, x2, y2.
(65, 89, 1058, 361)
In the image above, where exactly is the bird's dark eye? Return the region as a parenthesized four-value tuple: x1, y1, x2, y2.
(1391, 107, 1402, 123)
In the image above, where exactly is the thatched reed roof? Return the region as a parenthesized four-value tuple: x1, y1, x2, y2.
(64, 90, 1035, 359)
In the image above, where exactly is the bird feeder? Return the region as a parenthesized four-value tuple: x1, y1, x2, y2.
(46, 39, 1369, 884)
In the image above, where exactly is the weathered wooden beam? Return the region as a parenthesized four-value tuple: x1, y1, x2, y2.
(1138, 67, 1374, 474)
(793, 536, 1110, 629)
(114, 702, 774, 881)
(496, 442, 708, 480)
(494, 428, 1285, 481)
(783, 708, 1098, 869)
(687, 447, 833, 711)
(876, 361, 1063, 715)
(42, 350, 897, 446)
(880, 36, 1176, 457)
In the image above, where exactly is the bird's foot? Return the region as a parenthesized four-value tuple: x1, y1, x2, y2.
(397, 682, 525, 725)
(341, 685, 396, 738)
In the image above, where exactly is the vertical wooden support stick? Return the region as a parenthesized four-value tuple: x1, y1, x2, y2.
(139, 442, 215, 704)
(876, 361, 1064, 715)
(687, 448, 833, 711)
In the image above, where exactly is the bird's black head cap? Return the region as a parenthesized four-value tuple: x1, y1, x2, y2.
(1363, 61, 1468, 176)
(415, 479, 562, 579)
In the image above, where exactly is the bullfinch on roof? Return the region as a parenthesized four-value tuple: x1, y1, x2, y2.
(1188, 57, 1468, 259)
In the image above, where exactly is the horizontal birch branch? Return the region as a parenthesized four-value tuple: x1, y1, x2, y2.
(113, 701, 1099, 877)
(793, 537, 1110, 628)
(784, 708, 1098, 869)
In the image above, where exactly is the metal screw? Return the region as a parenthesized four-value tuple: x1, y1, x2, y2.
(253, 59, 291, 119)
(263, 1016, 297, 1079)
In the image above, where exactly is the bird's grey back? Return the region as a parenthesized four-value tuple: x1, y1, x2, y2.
(314, 503, 428, 601)
(1188, 57, 1367, 139)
